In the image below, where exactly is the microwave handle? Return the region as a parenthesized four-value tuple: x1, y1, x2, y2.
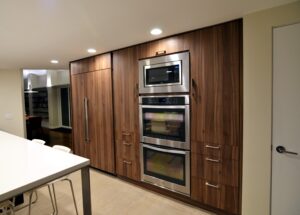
(143, 144, 188, 155)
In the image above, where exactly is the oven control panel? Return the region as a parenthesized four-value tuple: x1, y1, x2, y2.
(141, 95, 189, 105)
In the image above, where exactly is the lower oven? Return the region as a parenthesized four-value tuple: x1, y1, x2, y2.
(141, 143, 190, 196)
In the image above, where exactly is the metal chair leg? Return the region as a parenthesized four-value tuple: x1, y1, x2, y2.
(47, 184, 56, 215)
(28, 191, 34, 215)
(51, 184, 58, 215)
(66, 179, 79, 215)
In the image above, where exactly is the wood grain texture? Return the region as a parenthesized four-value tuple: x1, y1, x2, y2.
(70, 53, 111, 75)
(189, 20, 242, 214)
(112, 47, 140, 180)
(70, 73, 86, 158)
(70, 54, 115, 174)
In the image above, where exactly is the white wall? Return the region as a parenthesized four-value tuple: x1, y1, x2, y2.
(243, 2, 300, 215)
(0, 70, 25, 137)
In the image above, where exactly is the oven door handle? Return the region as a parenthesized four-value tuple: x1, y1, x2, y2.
(143, 144, 188, 155)
(141, 105, 188, 109)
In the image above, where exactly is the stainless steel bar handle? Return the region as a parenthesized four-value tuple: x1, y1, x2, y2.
(84, 97, 89, 143)
(206, 158, 220, 163)
(205, 182, 219, 189)
(205, 145, 220, 149)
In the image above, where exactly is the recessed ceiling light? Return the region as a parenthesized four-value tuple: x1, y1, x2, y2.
(87, 48, 97, 53)
(50, 60, 59, 64)
(150, 28, 162, 35)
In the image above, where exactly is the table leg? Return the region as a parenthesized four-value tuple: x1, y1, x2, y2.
(81, 166, 91, 215)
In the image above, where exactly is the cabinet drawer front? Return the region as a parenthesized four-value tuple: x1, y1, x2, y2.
(192, 154, 221, 183)
(191, 177, 239, 214)
(192, 142, 239, 160)
(116, 158, 140, 181)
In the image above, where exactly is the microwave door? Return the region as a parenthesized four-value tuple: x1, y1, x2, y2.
(144, 61, 182, 87)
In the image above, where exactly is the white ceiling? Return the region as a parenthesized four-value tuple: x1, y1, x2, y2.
(0, 0, 295, 70)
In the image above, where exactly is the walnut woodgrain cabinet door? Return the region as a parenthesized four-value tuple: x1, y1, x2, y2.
(113, 47, 140, 180)
(70, 54, 115, 174)
(71, 73, 88, 159)
(190, 20, 242, 215)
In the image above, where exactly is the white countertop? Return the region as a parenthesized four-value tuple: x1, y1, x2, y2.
(0, 131, 90, 202)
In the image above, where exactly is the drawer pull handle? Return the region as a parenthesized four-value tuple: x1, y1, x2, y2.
(123, 160, 132, 165)
(122, 132, 131, 136)
(205, 158, 220, 163)
(123, 142, 132, 146)
(205, 182, 219, 189)
(205, 145, 220, 149)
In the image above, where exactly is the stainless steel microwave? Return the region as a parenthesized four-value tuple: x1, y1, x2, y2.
(139, 52, 190, 94)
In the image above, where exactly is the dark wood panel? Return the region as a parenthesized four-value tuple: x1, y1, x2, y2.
(70, 53, 111, 75)
(85, 69, 115, 173)
(113, 47, 140, 180)
(191, 177, 239, 214)
(189, 20, 242, 214)
(94, 53, 111, 70)
(70, 58, 93, 75)
(70, 73, 87, 158)
(193, 142, 239, 161)
(138, 35, 185, 59)
(71, 53, 115, 174)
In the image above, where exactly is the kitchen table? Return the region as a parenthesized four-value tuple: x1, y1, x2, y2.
(0, 131, 91, 215)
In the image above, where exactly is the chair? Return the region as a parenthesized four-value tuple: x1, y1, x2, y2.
(49, 145, 79, 215)
(27, 139, 56, 215)
(0, 199, 15, 215)
(31, 139, 46, 145)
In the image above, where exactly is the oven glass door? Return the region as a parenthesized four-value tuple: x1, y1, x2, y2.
(142, 105, 186, 144)
(142, 144, 188, 186)
(144, 61, 181, 87)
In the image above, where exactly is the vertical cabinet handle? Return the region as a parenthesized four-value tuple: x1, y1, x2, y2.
(84, 97, 90, 143)
(192, 79, 198, 103)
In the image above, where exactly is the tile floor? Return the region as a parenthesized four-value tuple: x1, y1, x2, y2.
(15, 169, 214, 215)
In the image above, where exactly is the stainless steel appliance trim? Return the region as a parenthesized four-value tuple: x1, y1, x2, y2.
(139, 104, 190, 150)
(138, 94, 190, 105)
(140, 143, 191, 196)
(139, 52, 189, 94)
(143, 60, 182, 87)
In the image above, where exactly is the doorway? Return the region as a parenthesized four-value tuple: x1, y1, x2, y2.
(23, 70, 72, 148)
(271, 22, 300, 215)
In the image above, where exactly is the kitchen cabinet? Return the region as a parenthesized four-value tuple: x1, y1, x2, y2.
(112, 47, 140, 180)
(189, 20, 242, 214)
(70, 19, 242, 215)
(70, 53, 115, 173)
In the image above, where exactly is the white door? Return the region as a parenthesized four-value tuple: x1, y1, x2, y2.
(272, 22, 300, 215)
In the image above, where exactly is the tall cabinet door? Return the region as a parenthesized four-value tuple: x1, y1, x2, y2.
(113, 47, 140, 180)
(71, 73, 88, 159)
(70, 54, 115, 174)
(89, 69, 115, 173)
(190, 20, 242, 214)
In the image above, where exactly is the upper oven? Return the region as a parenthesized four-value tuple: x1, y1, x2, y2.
(139, 95, 190, 150)
(139, 51, 190, 94)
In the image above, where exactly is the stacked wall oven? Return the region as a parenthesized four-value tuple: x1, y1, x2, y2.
(138, 51, 191, 196)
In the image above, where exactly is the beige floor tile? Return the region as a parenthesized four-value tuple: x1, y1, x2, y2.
(15, 169, 214, 215)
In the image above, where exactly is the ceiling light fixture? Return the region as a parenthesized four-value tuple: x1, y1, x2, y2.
(87, 48, 97, 53)
(50, 60, 59, 64)
(150, 28, 162, 35)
